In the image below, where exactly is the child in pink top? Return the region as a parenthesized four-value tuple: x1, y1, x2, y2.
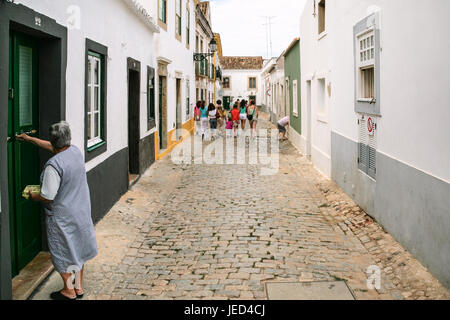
(226, 117, 233, 137)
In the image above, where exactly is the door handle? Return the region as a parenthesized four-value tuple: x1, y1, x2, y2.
(16, 129, 38, 136)
(8, 130, 38, 143)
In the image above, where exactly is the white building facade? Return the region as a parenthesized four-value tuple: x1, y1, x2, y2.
(221, 57, 263, 109)
(260, 58, 276, 114)
(194, 1, 221, 106)
(151, 0, 196, 157)
(299, 0, 450, 288)
(0, 0, 196, 298)
(268, 54, 286, 125)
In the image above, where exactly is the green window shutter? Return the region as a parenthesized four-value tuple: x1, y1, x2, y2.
(18, 45, 33, 126)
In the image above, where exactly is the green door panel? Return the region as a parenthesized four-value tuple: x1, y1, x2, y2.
(8, 31, 42, 276)
(223, 96, 230, 110)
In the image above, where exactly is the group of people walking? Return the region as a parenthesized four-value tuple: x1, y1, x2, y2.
(194, 99, 259, 140)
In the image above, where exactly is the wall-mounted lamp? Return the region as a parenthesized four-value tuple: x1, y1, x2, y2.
(193, 39, 217, 61)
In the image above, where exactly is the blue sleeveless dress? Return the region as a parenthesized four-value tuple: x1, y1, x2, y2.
(41, 145, 98, 273)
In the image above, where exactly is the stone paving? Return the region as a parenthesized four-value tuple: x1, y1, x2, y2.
(32, 113, 449, 300)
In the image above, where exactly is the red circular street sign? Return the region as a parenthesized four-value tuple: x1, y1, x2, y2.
(367, 117, 374, 133)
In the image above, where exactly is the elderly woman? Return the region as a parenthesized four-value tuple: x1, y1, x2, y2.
(17, 122, 98, 300)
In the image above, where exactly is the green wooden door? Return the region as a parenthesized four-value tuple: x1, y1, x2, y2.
(223, 96, 230, 110)
(8, 32, 42, 277)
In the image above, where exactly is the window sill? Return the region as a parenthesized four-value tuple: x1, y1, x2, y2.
(87, 140, 106, 152)
(85, 140, 107, 162)
(357, 98, 376, 103)
(318, 31, 327, 41)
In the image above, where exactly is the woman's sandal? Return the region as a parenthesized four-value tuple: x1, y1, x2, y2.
(75, 289, 84, 299)
(50, 291, 77, 301)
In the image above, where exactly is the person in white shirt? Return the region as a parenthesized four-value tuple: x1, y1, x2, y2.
(278, 116, 290, 140)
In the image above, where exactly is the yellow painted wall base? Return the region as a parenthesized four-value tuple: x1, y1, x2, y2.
(155, 118, 195, 160)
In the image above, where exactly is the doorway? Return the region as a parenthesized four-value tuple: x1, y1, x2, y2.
(306, 80, 312, 157)
(223, 96, 231, 110)
(8, 31, 42, 277)
(175, 78, 182, 141)
(127, 58, 140, 179)
(158, 75, 168, 150)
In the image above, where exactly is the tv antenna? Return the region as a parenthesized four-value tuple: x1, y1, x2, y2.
(261, 16, 276, 59)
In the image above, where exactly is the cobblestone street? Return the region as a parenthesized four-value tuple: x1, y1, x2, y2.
(33, 113, 449, 300)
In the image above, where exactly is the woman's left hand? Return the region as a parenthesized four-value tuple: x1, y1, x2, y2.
(29, 189, 38, 201)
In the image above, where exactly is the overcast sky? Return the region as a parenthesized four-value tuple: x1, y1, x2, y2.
(209, 0, 307, 59)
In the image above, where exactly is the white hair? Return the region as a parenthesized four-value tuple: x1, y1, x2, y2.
(49, 121, 72, 150)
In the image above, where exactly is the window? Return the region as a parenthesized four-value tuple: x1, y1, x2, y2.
(186, 79, 190, 115)
(318, 0, 326, 35)
(87, 52, 103, 148)
(223, 77, 230, 89)
(358, 115, 377, 179)
(292, 79, 298, 117)
(317, 78, 326, 114)
(249, 77, 257, 89)
(354, 12, 380, 115)
(186, 7, 190, 46)
(176, 0, 182, 38)
(85, 39, 107, 161)
(357, 31, 375, 100)
(147, 66, 156, 130)
(159, 0, 167, 25)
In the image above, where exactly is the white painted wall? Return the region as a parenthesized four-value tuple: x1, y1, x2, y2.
(300, 0, 332, 177)
(16, 0, 160, 172)
(260, 59, 276, 111)
(147, 0, 196, 128)
(195, 16, 212, 104)
(326, 0, 450, 183)
(269, 68, 286, 120)
(221, 69, 262, 105)
(16, 0, 196, 171)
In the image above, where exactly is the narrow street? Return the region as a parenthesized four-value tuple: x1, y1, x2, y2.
(32, 114, 449, 300)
